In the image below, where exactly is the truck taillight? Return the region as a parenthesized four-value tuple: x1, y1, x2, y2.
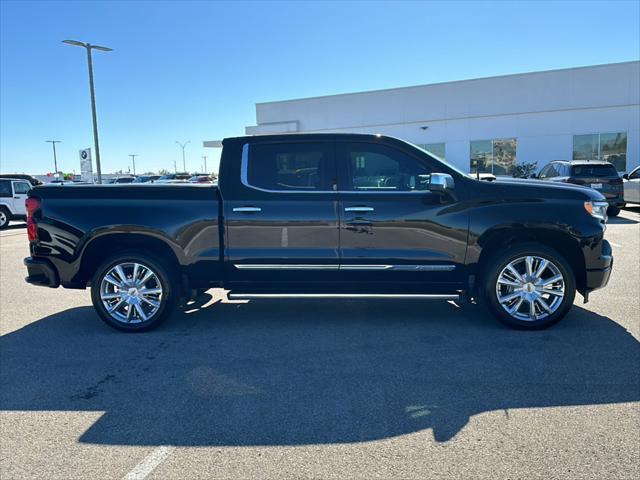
(25, 197, 40, 242)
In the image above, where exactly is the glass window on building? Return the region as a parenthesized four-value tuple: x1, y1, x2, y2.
(600, 133, 627, 171)
(572, 132, 627, 171)
(419, 142, 446, 160)
(573, 134, 599, 161)
(470, 140, 493, 174)
(470, 138, 516, 175)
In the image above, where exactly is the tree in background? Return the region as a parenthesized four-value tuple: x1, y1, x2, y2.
(512, 161, 538, 178)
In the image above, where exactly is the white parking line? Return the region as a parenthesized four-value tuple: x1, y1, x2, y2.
(609, 242, 622, 248)
(123, 445, 175, 480)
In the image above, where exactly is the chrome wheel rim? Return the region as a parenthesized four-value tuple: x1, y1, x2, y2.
(0, 211, 7, 226)
(495, 255, 565, 322)
(100, 262, 163, 324)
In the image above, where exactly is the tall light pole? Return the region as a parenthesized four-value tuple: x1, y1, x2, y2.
(45, 140, 61, 176)
(63, 39, 112, 184)
(201, 155, 208, 173)
(175, 141, 190, 172)
(129, 154, 138, 175)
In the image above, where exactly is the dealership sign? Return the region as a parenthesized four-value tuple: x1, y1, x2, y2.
(79, 148, 94, 183)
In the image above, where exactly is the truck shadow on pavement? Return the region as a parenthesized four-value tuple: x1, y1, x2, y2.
(1, 295, 639, 445)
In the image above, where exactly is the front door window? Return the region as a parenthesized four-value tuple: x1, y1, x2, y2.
(345, 144, 432, 192)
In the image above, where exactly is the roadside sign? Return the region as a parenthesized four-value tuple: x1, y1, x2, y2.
(79, 148, 94, 183)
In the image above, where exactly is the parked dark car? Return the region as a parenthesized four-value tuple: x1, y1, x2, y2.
(188, 175, 213, 184)
(0, 173, 42, 186)
(23, 134, 612, 332)
(132, 175, 161, 183)
(535, 160, 625, 216)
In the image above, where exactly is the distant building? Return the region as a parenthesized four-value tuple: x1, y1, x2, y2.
(206, 61, 639, 174)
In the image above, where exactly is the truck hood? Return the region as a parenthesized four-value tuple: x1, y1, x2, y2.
(484, 177, 606, 201)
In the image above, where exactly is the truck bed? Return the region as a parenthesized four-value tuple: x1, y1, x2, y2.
(28, 184, 222, 290)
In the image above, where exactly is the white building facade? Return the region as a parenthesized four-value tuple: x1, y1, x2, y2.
(224, 62, 639, 175)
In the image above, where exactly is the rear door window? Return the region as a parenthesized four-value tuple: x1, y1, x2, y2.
(556, 163, 569, 177)
(571, 164, 618, 177)
(246, 142, 335, 191)
(0, 180, 11, 197)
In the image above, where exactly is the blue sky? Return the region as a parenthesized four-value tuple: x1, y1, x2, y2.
(1, 0, 639, 175)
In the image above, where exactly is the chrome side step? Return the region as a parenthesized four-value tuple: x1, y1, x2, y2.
(228, 293, 461, 300)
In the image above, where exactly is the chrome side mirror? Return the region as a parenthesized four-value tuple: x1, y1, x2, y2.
(429, 173, 455, 192)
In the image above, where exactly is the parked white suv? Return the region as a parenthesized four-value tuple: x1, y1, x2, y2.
(623, 166, 640, 205)
(0, 178, 32, 229)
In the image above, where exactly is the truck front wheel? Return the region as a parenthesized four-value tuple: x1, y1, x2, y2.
(483, 244, 576, 329)
(90, 253, 178, 332)
(607, 206, 621, 217)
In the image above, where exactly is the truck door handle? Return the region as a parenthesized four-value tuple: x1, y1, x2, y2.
(233, 206, 262, 213)
(345, 206, 374, 212)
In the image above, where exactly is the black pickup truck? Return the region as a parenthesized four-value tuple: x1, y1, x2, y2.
(24, 134, 613, 332)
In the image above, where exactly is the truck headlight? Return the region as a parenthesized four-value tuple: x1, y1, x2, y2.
(584, 201, 608, 221)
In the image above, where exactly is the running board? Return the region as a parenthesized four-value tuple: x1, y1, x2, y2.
(228, 293, 461, 301)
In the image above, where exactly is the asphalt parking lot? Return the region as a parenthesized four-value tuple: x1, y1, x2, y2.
(1, 209, 639, 480)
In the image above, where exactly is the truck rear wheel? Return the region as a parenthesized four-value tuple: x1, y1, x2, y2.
(483, 243, 576, 329)
(90, 252, 178, 332)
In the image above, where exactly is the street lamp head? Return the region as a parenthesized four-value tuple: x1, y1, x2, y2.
(62, 39, 87, 47)
(63, 40, 112, 52)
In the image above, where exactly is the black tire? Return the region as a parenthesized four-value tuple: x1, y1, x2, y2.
(607, 206, 621, 217)
(90, 252, 178, 332)
(482, 243, 576, 330)
(0, 206, 10, 229)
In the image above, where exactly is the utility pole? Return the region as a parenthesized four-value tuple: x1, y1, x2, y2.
(173, 159, 177, 173)
(129, 154, 138, 175)
(45, 140, 61, 176)
(63, 40, 112, 184)
(175, 141, 190, 172)
(201, 156, 208, 173)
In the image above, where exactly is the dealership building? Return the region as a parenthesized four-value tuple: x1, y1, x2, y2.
(206, 61, 639, 175)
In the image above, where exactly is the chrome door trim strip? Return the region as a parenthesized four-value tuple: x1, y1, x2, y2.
(234, 264, 340, 270)
(229, 293, 461, 300)
(340, 264, 455, 271)
(390, 265, 455, 272)
(340, 265, 393, 270)
(233, 264, 455, 271)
